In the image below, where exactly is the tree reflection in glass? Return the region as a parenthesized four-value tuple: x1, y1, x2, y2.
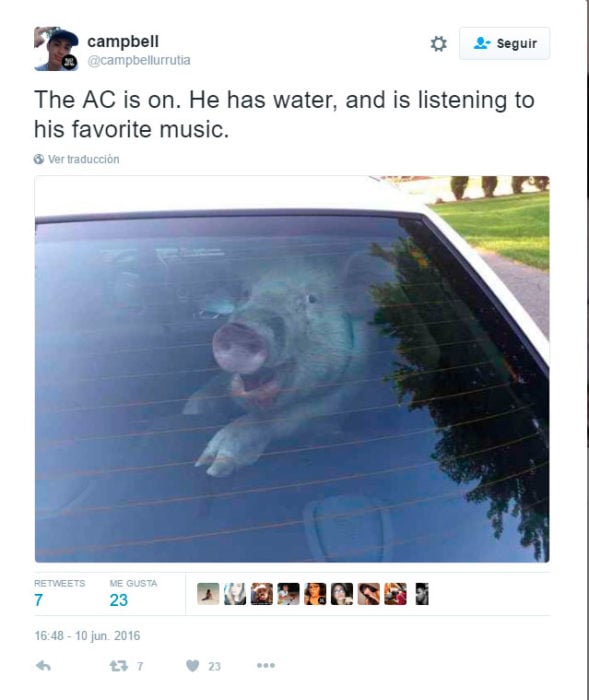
(368, 233, 548, 561)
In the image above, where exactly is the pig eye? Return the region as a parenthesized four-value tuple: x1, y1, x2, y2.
(306, 293, 318, 304)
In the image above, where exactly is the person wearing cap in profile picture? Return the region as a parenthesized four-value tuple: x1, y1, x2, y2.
(34, 27, 79, 71)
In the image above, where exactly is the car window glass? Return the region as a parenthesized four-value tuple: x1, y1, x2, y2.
(36, 214, 548, 562)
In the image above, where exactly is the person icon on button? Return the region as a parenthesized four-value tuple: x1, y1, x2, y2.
(474, 36, 492, 50)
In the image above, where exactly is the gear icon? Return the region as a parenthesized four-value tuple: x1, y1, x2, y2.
(431, 36, 448, 52)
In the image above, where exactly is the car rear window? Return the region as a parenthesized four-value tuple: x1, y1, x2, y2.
(35, 213, 549, 562)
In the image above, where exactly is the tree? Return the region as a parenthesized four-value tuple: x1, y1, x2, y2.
(530, 176, 549, 192)
(481, 176, 498, 197)
(450, 176, 469, 200)
(511, 176, 527, 194)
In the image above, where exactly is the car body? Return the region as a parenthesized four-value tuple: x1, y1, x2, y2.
(35, 176, 549, 562)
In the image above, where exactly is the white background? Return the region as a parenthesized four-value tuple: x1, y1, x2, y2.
(1, 1, 587, 698)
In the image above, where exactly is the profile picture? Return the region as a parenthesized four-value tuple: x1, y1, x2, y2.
(197, 582, 219, 605)
(223, 582, 247, 605)
(304, 582, 327, 605)
(251, 583, 273, 605)
(277, 582, 300, 605)
(331, 583, 353, 605)
(34, 26, 79, 71)
(415, 583, 429, 606)
(358, 583, 380, 605)
(384, 582, 407, 605)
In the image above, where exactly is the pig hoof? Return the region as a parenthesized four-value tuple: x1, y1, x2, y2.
(195, 450, 238, 477)
(194, 422, 267, 476)
(206, 460, 237, 478)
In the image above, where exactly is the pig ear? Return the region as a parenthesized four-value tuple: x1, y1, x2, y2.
(197, 275, 244, 318)
(199, 290, 236, 318)
(342, 249, 397, 316)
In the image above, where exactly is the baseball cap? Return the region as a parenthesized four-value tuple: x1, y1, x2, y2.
(49, 29, 79, 46)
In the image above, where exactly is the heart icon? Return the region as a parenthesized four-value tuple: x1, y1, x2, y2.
(186, 659, 199, 672)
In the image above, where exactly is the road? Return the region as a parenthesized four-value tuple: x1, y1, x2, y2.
(477, 250, 549, 338)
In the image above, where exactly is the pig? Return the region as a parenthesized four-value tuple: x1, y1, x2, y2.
(183, 253, 393, 477)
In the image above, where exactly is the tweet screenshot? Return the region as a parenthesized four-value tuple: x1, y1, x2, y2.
(11, 1, 587, 697)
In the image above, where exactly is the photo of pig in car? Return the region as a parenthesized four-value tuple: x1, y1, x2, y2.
(35, 178, 548, 563)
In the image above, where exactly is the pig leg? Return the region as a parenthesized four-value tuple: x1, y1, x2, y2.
(196, 387, 351, 477)
(195, 414, 273, 476)
(183, 372, 238, 418)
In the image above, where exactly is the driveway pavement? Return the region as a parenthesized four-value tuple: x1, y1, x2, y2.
(476, 250, 549, 338)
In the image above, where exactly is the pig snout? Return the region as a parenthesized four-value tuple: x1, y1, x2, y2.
(212, 323, 268, 374)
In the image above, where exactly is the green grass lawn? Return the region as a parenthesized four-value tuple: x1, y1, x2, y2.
(430, 192, 549, 270)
